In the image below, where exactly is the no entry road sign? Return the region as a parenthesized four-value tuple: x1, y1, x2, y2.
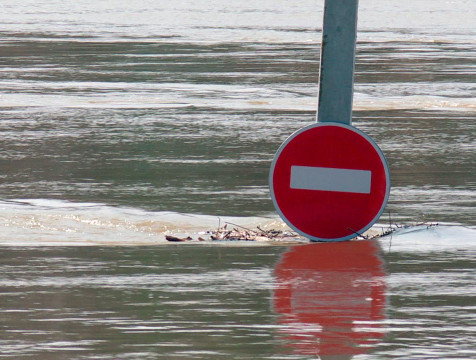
(269, 122, 390, 241)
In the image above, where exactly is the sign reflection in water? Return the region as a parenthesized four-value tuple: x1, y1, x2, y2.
(274, 240, 387, 359)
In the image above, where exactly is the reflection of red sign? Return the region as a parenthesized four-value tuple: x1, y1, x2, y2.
(274, 240, 386, 357)
(270, 123, 390, 241)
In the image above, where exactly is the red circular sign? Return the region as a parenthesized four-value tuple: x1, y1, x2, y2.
(270, 122, 390, 241)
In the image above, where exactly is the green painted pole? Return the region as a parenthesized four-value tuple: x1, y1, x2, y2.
(317, 0, 359, 125)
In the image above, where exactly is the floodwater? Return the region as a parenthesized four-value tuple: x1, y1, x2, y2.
(0, 231, 475, 359)
(0, 0, 475, 359)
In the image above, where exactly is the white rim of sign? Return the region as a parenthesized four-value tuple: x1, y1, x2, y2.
(269, 122, 391, 242)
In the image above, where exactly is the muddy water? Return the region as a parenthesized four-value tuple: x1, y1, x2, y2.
(0, 1, 475, 358)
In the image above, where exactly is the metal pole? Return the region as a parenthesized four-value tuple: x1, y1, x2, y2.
(317, 0, 359, 125)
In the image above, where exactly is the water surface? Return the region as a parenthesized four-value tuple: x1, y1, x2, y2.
(0, 228, 475, 359)
(0, 1, 475, 359)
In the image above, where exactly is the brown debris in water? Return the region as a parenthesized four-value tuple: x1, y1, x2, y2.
(165, 221, 439, 243)
(166, 222, 299, 242)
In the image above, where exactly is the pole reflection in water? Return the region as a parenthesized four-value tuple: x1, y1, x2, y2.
(273, 240, 387, 359)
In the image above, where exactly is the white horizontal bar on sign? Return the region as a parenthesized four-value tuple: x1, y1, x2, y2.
(290, 166, 371, 194)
